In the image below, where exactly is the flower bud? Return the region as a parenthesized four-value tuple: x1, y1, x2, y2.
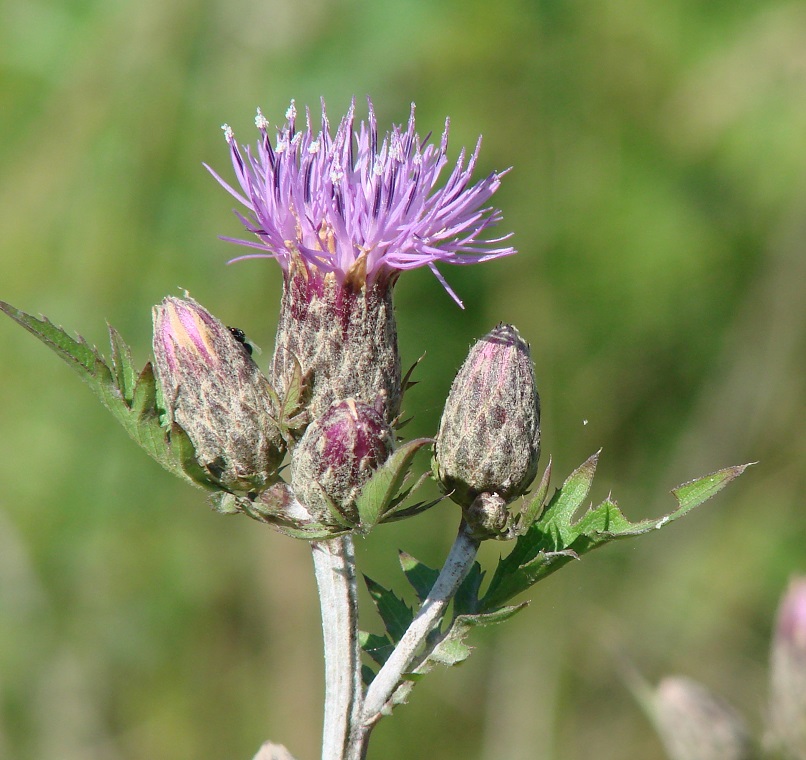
(152, 295, 284, 493)
(767, 577, 806, 758)
(433, 323, 540, 513)
(271, 257, 401, 424)
(291, 398, 394, 525)
(653, 677, 753, 760)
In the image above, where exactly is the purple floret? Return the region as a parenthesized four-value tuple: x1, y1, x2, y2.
(206, 97, 516, 306)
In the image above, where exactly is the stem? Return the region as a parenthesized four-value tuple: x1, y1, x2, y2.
(361, 520, 480, 725)
(311, 535, 364, 760)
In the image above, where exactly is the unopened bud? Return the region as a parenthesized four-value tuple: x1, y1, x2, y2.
(433, 323, 540, 520)
(654, 676, 753, 760)
(767, 577, 806, 758)
(152, 295, 284, 493)
(291, 398, 394, 525)
(271, 259, 401, 423)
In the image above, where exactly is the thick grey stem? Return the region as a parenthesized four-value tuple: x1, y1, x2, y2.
(311, 535, 364, 760)
(361, 521, 480, 724)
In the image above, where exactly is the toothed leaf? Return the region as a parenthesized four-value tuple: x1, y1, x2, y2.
(481, 455, 752, 611)
(108, 325, 137, 404)
(0, 302, 213, 490)
(355, 437, 432, 531)
(1, 302, 114, 386)
(399, 552, 440, 604)
(359, 631, 394, 668)
(415, 604, 528, 675)
(364, 576, 414, 642)
(517, 458, 553, 533)
(453, 561, 484, 617)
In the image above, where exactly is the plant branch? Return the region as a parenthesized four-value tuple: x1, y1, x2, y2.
(311, 535, 364, 760)
(361, 520, 480, 724)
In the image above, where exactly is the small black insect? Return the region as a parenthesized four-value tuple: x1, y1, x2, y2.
(228, 326, 253, 355)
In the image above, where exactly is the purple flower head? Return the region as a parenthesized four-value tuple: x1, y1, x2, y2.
(206, 98, 515, 306)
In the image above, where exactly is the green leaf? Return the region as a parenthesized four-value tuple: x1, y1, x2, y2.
(411, 603, 528, 675)
(361, 664, 376, 688)
(672, 466, 754, 516)
(0, 302, 214, 490)
(399, 552, 440, 604)
(359, 631, 394, 668)
(517, 457, 553, 533)
(454, 604, 529, 629)
(539, 451, 600, 548)
(425, 630, 473, 667)
(382, 596, 528, 712)
(107, 325, 136, 404)
(354, 438, 432, 532)
(481, 454, 753, 611)
(486, 453, 599, 598)
(130, 362, 159, 418)
(453, 561, 484, 617)
(377, 488, 443, 524)
(364, 576, 414, 642)
(1, 302, 114, 385)
(281, 356, 304, 416)
(401, 353, 425, 393)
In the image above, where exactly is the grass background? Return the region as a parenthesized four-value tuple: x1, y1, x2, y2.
(1, 0, 805, 758)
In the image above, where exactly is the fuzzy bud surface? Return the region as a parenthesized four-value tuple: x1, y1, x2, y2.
(152, 296, 284, 493)
(291, 398, 394, 525)
(271, 259, 401, 423)
(433, 323, 540, 510)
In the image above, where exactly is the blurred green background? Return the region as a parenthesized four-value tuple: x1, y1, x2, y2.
(1, 0, 805, 758)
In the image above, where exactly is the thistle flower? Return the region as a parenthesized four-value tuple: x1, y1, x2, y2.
(207, 98, 515, 423)
(208, 97, 514, 303)
(433, 323, 540, 537)
(152, 295, 284, 493)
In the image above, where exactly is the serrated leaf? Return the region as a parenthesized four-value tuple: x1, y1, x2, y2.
(483, 453, 600, 604)
(354, 438, 432, 531)
(453, 562, 484, 617)
(108, 325, 136, 404)
(573, 464, 755, 543)
(380, 601, 528, 715)
(671, 465, 753, 515)
(358, 631, 394, 667)
(364, 576, 414, 643)
(361, 664, 376, 688)
(131, 362, 159, 418)
(539, 451, 600, 547)
(517, 457, 553, 533)
(481, 456, 752, 611)
(412, 603, 527, 673)
(426, 632, 473, 667)
(399, 552, 440, 604)
(0, 302, 213, 490)
(1, 302, 114, 387)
